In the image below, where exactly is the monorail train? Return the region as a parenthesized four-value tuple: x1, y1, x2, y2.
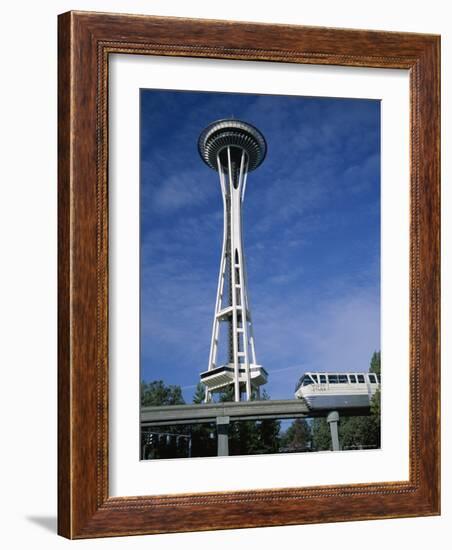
(294, 372, 380, 410)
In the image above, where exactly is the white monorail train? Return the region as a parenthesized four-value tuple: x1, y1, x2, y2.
(295, 372, 380, 410)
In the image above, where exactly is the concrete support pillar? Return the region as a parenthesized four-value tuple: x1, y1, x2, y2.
(327, 410, 341, 451)
(216, 416, 230, 456)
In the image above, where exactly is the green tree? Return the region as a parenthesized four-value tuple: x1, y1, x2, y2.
(280, 418, 312, 452)
(338, 351, 381, 450)
(368, 351, 381, 447)
(189, 383, 217, 457)
(368, 387, 381, 447)
(192, 382, 206, 404)
(312, 417, 331, 451)
(370, 351, 381, 375)
(339, 414, 379, 449)
(219, 384, 235, 402)
(140, 380, 185, 406)
(216, 386, 281, 455)
(253, 389, 281, 455)
(228, 420, 260, 455)
(140, 380, 187, 459)
(371, 388, 381, 418)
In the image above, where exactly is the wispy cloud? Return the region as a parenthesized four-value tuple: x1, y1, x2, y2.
(142, 164, 216, 213)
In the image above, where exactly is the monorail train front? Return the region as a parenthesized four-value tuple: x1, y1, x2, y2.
(294, 373, 320, 408)
(294, 372, 380, 410)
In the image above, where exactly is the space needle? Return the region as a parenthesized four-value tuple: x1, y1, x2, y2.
(198, 119, 268, 402)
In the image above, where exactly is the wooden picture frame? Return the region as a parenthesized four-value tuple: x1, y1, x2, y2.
(58, 11, 440, 539)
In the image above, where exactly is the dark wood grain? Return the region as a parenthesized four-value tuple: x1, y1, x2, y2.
(57, 10, 71, 539)
(58, 11, 440, 539)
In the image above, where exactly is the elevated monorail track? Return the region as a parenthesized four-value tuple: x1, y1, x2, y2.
(141, 399, 372, 456)
(141, 399, 370, 427)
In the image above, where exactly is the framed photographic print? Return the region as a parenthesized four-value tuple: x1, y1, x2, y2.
(58, 11, 440, 538)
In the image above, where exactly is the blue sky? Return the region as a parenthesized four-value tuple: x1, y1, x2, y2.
(140, 89, 380, 402)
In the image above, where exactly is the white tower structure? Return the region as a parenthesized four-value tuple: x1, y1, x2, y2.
(198, 119, 268, 402)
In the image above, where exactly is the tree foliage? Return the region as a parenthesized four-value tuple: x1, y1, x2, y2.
(370, 351, 381, 375)
(221, 386, 282, 455)
(312, 417, 331, 451)
(192, 382, 207, 404)
(368, 351, 381, 447)
(141, 380, 188, 459)
(280, 418, 312, 452)
(140, 380, 185, 406)
(189, 383, 217, 457)
(200, 385, 281, 455)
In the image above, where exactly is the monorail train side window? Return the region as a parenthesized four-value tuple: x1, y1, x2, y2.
(302, 376, 313, 386)
(349, 374, 357, 383)
(319, 374, 327, 384)
(369, 374, 377, 383)
(312, 374, 319, 383)
(338, 374, 348, 383)
(328, 374, 338, 383)
(357, 374, 365, 383)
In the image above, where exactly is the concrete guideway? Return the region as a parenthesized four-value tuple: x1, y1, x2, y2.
(141, 399, 371, 456)
(141, 399, 310, 426)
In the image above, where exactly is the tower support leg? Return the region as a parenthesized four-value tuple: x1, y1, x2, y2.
(216, 416, 230, 456)
(327, 411, 341, 451)
(204, 387, 212, 403)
